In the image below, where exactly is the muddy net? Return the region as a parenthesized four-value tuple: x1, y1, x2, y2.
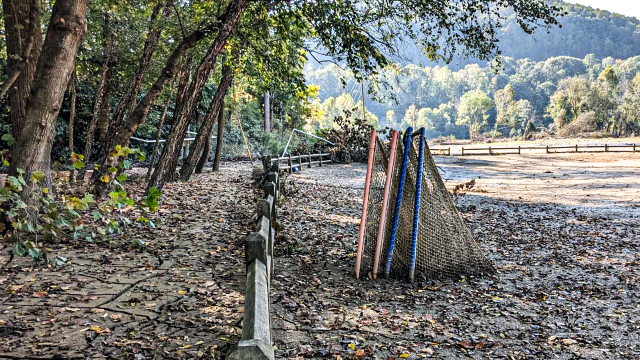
(360, 132, 495, 281)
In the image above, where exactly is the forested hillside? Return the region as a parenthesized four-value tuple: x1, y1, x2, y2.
(370, 1, 640, 68)
(304, 2, 640, 140)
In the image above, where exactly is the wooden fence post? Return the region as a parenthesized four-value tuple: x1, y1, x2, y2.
(287, 154, 292, 173)
(318, 151, 323, 167)
(546, 145, 549, 154)
(462, 147, 465, 156)
(298, 153, 303, 170)
(634, 144, 636, 153)
(518, 146, 521, 154)
(308, 153, 312, 168)
(605, 144, 608, 152)
(489, 146, 492, 155)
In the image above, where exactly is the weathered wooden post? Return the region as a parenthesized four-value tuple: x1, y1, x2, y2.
(634, 144, 636, 153)
(575, 144, 578, 153)
(489, 146, 492, 155)
(518, 146, 521, 154)
(462, 147, 465, 156)
(318, 151, 323, 167)
(546, 145, 549, 153)
(287, 154, 292, 173)
(308, 153, 312, 168)
(605, 144, 609, 152)
(297, 153, 303, 170)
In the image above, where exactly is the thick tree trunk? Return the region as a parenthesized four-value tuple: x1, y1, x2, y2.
(8, 0, 89, 191)
(264, 91, 270, 133)
(180, 65, 234, 181)
(3, 0, 43, 139)
(68, 71, 77, 183)
(107, 1, 174, 145)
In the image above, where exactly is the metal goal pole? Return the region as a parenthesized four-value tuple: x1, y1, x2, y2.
(385, 127, 413, 278)
(409, 128, 426, 283)
(372, 130, 399, 278)
(355, 130, 377, 279)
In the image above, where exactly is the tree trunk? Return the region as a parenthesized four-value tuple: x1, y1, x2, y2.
(3, 0, 43, 140)
(146, 77, 178, 183)
(68, 70, 77, 183)
(107, 1, 174, 144)
(147, 0, 247, 189)
(194, 121, 215, 173)
(82, 13, 114, 173)
(213, 108, 227, 172)
(8, 0, 89, 191)
(180, 64, 234, 181)
(264, 91, 270, 133)
(108, 0, 246, 154)
(96, 81, 113, 149)
(147, 45, 221, 188)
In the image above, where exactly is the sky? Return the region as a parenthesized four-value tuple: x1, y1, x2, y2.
(564, 0, 640, 20)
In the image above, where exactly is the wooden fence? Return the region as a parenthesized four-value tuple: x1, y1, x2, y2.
(269, 152, 332, 172)
(227, 166, 278, 360)
(427, 143, 638, 156)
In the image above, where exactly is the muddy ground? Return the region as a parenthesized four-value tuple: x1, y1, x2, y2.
(0, 148, 638, 359)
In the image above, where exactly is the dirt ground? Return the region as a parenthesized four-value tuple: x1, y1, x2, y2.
(0, 148, 638, 359)
(272, 150, 640, 359)
(0, 166, 257, 359)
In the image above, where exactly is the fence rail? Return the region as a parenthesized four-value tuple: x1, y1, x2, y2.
(268, 152, 332, 172)
(228, 166, 278, 360)
(427, 143, 638, 156)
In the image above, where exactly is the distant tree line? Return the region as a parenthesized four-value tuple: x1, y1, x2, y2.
(305, 54, 640, 139)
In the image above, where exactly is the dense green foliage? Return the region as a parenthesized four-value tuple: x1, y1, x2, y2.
(306, 54, 640, 139)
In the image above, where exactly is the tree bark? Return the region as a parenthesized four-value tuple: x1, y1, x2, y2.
(82, 14, 114, 172)
(3, 0, 43, 140)
(180, 64, 234, 181)
(147, 0, 247, 189)
(8, 0, 89, 191)
(264, 91, 270, 133)
(106, 1, 174, 146)
(146, 77, 179, 183)
(107, 9, 240, 154)
(147, 44, 222, 188)
(68, 70, 77, 183)
(213, 106, 229, 172)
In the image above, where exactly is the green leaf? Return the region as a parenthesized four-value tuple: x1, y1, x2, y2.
(31, 171, 46, 183)
(122, 159, 131, 169)
(80, 194, 95, 205)
(16, 168, 25, 175)
(52, 256, 67, 266)
(116, 173, 127, 182)
(12, 242, 27, 256)
(73, 161, 85, 169)
(1, 134, 15, 145)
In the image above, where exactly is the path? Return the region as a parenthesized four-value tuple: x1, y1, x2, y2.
(0, 165, 255, 359)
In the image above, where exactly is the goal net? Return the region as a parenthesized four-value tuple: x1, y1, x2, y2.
(357, 129, 495, 281)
